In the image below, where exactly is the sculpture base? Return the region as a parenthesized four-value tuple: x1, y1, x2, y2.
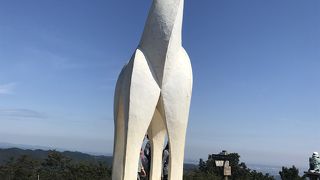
(304, 171, 320, 180)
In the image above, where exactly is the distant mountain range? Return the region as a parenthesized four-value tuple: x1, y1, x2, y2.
(0, 146, 197, 172)
(0, 147, 113, 166)
(0, 142, 111, 156)
(0, 142, 67, 152)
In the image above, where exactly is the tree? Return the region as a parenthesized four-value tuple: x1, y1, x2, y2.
(0, 155, 40, 180)
(39, 151, 112, 180)
(250, 170, 274, 180)
(279, 166, 304, 180)
(199, 158, 206, 172)
(0, 149, 112, 180)
(184, 152, 275, 180)
(39, 150, 73, 179)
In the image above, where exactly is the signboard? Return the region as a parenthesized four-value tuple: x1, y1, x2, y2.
(210, 154, 230, 161)
(215, 160, 224, 167)
(224, 166, 231, 176)
(224, 161, 229, 167)
(224, 161, 231, 176)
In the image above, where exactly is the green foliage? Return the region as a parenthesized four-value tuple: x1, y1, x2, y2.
(250, 170, 274, 180)
(0, 148, 113, 166)
(39, 150, 73, 179)
(0, 148, 305, 180)
(0, 155, 40, 180)
(279, 166, 304, 180)
(184, 152, 275, 180)
(0, 150, 112, 180)
(184, 169, 222, 180)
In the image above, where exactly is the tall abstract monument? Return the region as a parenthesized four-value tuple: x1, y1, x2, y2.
(112, 0, 192, 179)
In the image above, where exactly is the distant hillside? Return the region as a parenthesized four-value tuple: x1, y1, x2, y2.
(0, 148, 113, 166)
(0, 142, 56, 151)
(0, 148, 198, 171)
(183, 163, 198, 172)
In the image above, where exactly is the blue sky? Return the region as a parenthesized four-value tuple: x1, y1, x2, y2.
(0, 0, 319, 167)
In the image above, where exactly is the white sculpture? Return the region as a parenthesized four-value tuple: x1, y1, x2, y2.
(112, 0, 192, 179)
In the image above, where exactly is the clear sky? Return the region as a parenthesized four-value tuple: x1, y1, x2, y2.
(0, 0, 319, 167)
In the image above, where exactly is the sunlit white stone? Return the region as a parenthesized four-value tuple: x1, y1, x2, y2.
(112, 0, 192, 179)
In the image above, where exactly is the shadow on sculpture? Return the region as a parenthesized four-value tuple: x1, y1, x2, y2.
(112, 0, 192, 179)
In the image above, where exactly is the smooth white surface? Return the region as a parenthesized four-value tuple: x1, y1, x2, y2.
(112, 0, 192, 179)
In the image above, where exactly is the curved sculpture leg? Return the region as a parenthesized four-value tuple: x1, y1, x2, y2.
(162, 107, 189, 180)
(148, 108, 167, 180)
(161, 48, 192, 180)
(112, 65, 130, 180)
(112, 97, 126, 180)
(115, 49, 161, 180)
(162, 99, 191, 180)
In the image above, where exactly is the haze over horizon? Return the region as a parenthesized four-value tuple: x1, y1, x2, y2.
(0, 0, 319, 168)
